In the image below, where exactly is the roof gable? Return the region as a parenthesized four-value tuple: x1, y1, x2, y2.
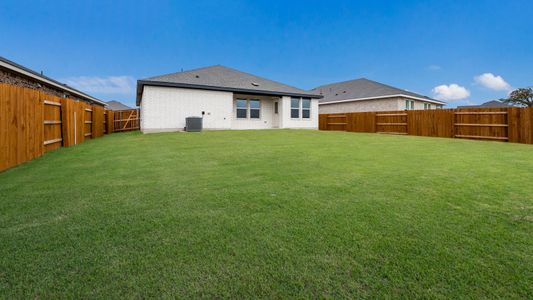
(312, 78, 444, 104)
(137, 65, 321, 105)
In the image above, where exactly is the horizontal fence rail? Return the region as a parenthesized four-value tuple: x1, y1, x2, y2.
(319, 108, 533, 145)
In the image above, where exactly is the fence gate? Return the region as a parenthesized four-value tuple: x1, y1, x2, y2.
(113, 109, 140, 132)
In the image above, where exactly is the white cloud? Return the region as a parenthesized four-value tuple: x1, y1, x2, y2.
(61, 76, 136, 94)
(474, 73, 511, 91)
(432, 84, 470, 101)
(428, 65, 441, 71)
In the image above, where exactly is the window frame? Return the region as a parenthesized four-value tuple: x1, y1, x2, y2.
(291, 97, 300, 119)
(405, 100, 415, 110)
(249, 99, 261, 119)
(236, 99, 248, 119)
(301, 98, 311, 119)
(291, 97, 312, 120)
(235, 98, 261, 120)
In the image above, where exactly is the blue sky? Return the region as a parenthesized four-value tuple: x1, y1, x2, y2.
(1, 0, 532, 107)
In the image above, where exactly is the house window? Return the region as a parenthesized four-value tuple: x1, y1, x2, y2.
(250, 99, 260, 119)
(274, 102, 278, 114)
(235, 99, 261, 119)
(290, 97, 312, 119)
(236, 99, 247, 118)
(405, 100, 415, 110)
(302, 98, 311, 118)
(291, 98, 300, 118)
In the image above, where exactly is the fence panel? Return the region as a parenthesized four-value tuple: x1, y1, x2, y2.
(43, 95, 63, 152)
(92, 105, 105, 138)
(347, 112, 376, 133)
(407, 109, 454, 138)
(83, 104, 93, 139)
(1, 83, 109, 172)
(105, 110, 114, 134)
(518, 107, 533, 144)
(453, 108, 508, 141)
(507, 108, 520, 143)
(62, 99, 87, 146)
(318, 114, 328, 130)
(0, 84, 44, 171)
(61, 98, 76, 147)
(320, 107, 533, 145)
(376, 111, 408, 135)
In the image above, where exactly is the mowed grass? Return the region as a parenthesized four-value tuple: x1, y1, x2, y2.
(0, 130, 532, 298)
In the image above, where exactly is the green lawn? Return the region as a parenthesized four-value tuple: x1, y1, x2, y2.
(1, 130, 532, 298)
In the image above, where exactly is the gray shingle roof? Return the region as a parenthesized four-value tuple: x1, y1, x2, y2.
(311, 78, 444, 105)
(137, 65, 321, 105)
(105, 100, 132, 111)
(457, 100, 512, 108)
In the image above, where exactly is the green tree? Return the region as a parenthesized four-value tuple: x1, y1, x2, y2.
(501, 88, 533, 107)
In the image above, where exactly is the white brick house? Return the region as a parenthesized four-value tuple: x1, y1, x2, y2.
(137, 66, 322, 133)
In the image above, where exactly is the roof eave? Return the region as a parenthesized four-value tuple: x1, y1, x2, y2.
(136, 80, 323, 105)
(0, 56, 107, 106)
(319, 94, 445, 105)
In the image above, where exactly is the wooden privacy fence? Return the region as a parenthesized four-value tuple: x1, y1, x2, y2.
(113, 109, 140, 132)
(319, 107, 533, 144)
(1, 83, 115, 171)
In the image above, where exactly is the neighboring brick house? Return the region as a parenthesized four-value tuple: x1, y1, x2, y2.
(312, 78, 445, 114)
(0, 56, 106, 106)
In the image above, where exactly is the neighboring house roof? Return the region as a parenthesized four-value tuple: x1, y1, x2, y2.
(106, 100, 132, 111)
(311, 78, 445, 105)
(457, 100, 513, 108)
(136, 65, 322, 105)
(0, 56, 107, 106)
